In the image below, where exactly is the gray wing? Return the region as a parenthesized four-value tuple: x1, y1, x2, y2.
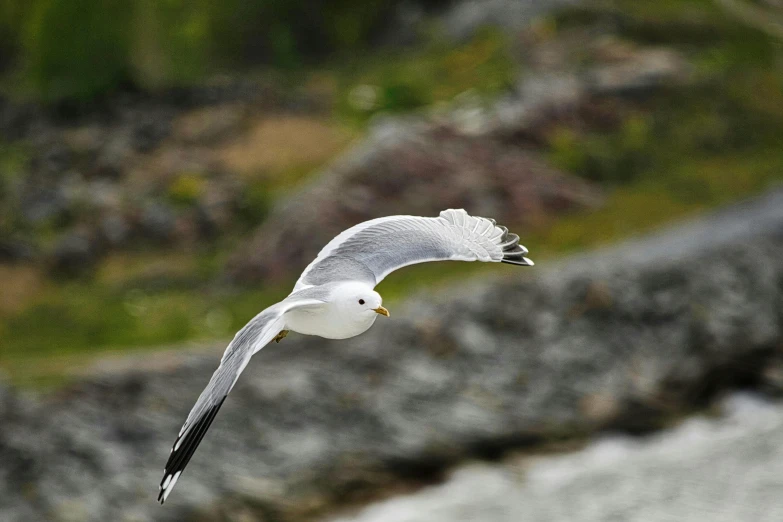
(158, 295, 324, 503)
(294, 209, 532, 290)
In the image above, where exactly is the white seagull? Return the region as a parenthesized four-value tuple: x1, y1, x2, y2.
(158, 209, 532, 503)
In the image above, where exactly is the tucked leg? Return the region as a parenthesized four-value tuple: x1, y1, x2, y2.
(273, 330, 289, 343)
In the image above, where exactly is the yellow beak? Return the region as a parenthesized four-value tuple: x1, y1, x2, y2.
(373, 306, 390, 317)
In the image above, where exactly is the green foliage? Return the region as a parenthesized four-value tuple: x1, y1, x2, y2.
(207, 0, 403, 68)
(18, 0, 216, 99)
(336, 29, 517, 123)
(130, 0, 212, 89)
(23, 0, 132, 100)
(548, 0, 783, 187)
(236, 182, 273, 229)
(2, 285, 198, 358)
(0, 1, 28, 66)
(0, 273, 292, 384)
(9, 0, 439, 100)
(0, 143, 29, 234)
(0, 143, 27, 194)
(167, 173, 206, 207)
(549, 116, 653, 184)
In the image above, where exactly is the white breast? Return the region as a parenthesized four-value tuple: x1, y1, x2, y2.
(284, 303, 378, 340)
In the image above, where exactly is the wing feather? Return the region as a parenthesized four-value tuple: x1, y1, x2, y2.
(294, 209, 531, 290)
(158, 296, 324, 503)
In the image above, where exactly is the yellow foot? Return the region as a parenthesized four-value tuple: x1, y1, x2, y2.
(273, 330, 289, 343)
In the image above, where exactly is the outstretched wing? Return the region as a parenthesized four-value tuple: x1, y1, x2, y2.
(158, 296, 324, 503)
(294, 209, 532, 291)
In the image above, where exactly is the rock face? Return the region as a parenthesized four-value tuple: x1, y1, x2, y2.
(1, 189, 782, 522)
(327, 394, 783, 522)
(227, 123, 603, 282)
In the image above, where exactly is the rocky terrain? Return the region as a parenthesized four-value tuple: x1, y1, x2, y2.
(327, 394, 783, 522)
(0, 78, 320, 272)
(0, 1, 696, 282)
(2, 1, 782, 520)
(1, 188, 782, 522)
(227, 38, 690, 282)
(226, 122, 604, 283)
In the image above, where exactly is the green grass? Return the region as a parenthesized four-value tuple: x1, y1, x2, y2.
(0, 273, 294, 381)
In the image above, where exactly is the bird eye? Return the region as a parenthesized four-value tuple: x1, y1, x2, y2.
(358, 299, 365, 305)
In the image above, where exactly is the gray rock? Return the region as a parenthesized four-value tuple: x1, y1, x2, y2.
(441, 0, 581, 42)
(2, 188, 783, 521)
(588, 48, 692, 96)
(129, 110, 172, 153)
(449, 44, 691, 139)
(195, 178, 241, 235)
(33, 140, 72, 177)
(173, 104, 247, 145)
(327, 394, 783, 522)
(99, 213, 131, 246)
(0, 237, 36, 261)
(138, 201, 176, 240)
(20, 186, 69, 226)
(49, 229, 99, 275)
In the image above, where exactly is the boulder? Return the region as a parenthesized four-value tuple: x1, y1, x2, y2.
(328, 394, 783, 522)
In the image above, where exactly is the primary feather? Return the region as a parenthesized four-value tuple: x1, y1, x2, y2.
(158, 296, 324, 503)
(295, 209, 531, 290)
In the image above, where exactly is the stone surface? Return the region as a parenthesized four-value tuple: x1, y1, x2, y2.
(327, 394, 783, 522)
(49, 229, 100, 275)
(1, 189, 783, 521)
(0, 77, 286, 272)
(588, 48, 692, 96)
(441, 0, 581, 42)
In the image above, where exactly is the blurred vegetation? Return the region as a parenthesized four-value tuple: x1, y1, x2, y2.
(2, 0, 783, 386)
(334, 28, 517, 124)
(539, 0, 783, 245)
(167, 173, 207, 207)
(0, 0, 450, 101)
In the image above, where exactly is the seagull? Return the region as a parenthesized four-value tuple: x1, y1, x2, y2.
(158, 209, 532, 503)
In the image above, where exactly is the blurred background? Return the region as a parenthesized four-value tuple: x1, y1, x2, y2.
(1, 0, 782, 520)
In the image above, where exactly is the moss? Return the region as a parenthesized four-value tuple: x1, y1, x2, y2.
(0, 142, 26, 189)
(0, 143, 29, 233)
(167, 173, 206, 207)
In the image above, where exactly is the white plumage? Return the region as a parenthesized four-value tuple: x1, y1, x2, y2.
(158, 209, 532, 503)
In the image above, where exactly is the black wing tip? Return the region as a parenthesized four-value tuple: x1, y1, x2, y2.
(158, 397, 227, 504)
(499, 227, 532, 266)
(502, 257, 534, 266)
